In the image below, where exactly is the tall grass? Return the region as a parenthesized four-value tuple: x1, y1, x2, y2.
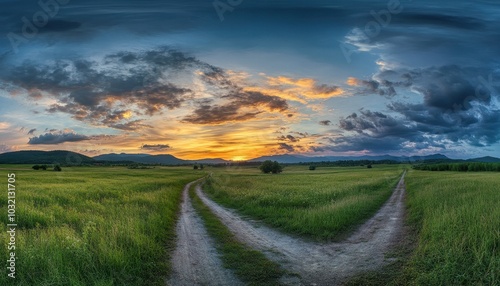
(0, 166, 202, 285)
(204, 165, 404, 241)
(404, 170, 500, 285)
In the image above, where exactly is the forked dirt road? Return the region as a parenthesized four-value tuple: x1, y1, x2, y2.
(195, 172, 407, 285)
(167, 180, 243, 286)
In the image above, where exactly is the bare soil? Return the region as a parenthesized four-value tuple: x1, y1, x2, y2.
(167, 180, 243, 286)
(195, 172, 408, 286)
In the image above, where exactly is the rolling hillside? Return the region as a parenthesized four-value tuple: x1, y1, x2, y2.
(0, 150, 95, 164)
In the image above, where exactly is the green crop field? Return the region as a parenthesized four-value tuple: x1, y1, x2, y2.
(0, 166, 203, 286)
(204, 165, 406, 241)
(403, 169, 500, 285)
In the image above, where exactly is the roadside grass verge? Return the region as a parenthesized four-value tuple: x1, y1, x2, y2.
(401, 170, 500, 285)
(0, 166, 202, 285)
(204, 165, 405, 241)
(346, 170, 499, 285)
(189, 183, 284, 285)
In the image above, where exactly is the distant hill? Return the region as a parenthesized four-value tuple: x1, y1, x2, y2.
(2, 150, 496, 166)
(467, 156, 500, 163)
(94, 153, 186, 164)
(0, 150, 95, 164)
(93, 153, 228, 165)
(247, 154, 307, 164)
(248, 153, 452, 163)
(192, 158, 229, 164)
(93, 153, 151, 161)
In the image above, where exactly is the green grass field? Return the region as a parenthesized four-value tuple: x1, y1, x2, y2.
(0, 166, 203, 285)
(204, 165, 405, 241)
(1, 164, 498, 285)
(403, 169, 500, 285)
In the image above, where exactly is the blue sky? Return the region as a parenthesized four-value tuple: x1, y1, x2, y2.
(0, 0, 499, 159)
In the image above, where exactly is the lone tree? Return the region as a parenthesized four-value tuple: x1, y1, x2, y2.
(32, 165, 40, 170)
(367, 164, 373, 169)
(309, 165, 316, 171)
(259, 160, 283, 174)
(54, 165, 62, 172)
(193, 165, 199, 170)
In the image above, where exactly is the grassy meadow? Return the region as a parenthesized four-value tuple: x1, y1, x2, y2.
(0, 166, 203, 285)
(204, 165, 405, 241)
(1, 163, 497, 285)
(402, 169, 500, 285)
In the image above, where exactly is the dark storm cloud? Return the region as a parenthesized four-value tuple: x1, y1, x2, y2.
(405, 66, 492, 111)
(278, 143, 295, 152)
(198, 67, 234, 89)
(349, 78, 397, 97)
(351, 64, 499, 132)
(278, 134, 299, 143)
(338, 64, 500, 149)
(28, 132, 90, 145)
(181, 103, 262, 125)
(2, 46, 290, 127)
(319, 120, 331, 126)
(2, 48, 196, 127)
(312, 135, 407, 153)
(388, 103, 500, 147)
(226, 91, 289, 112)
(337, 103, 500, 150)
(182, 88, 289, 124)
(339, 110, 421, 139)
(141, 144, 170, 151)
(334, 65, 500, 151)
(339, 65, 500, 150)
(5, 47, 195, 102)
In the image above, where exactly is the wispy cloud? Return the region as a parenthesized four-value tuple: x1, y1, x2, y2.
(141, 144, 171, 151)
(244, 76, 344, 104)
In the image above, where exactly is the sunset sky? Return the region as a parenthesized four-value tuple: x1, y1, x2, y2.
(0, 0, 499, 160)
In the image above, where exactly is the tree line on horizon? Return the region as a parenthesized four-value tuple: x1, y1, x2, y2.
(412, 162, 500, 172)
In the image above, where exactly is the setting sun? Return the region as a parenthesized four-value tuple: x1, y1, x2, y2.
(231, 156, 247, 161)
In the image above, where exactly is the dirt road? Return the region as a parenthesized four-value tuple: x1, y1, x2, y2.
(167, 180, 243, 286)
(195, 172, 407, 285)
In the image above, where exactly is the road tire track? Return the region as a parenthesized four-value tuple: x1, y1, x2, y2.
(167, 180, 243, 286)
(196, 172, 407, 285)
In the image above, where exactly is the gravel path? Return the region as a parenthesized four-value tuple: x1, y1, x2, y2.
(196, 172, 407, 285)
(167, 180, 243, 286)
